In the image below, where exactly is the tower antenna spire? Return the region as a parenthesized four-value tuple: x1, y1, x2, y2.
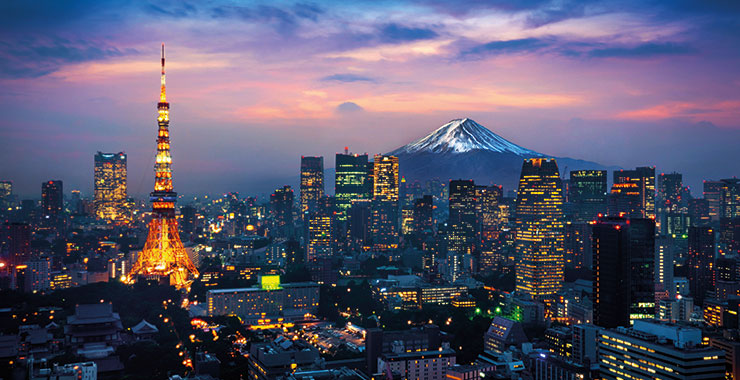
(160, 43, 166, 103)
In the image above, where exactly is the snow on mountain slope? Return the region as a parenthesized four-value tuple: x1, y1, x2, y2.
(390, 118, 542, 156)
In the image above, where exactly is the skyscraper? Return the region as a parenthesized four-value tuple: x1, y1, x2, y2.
(703, 180, 723, 222)
(658, 172, 682, 211)
(476, 185, 502, 242)
(569, 170, 607, 223)
(3, 222, 30, 266)
(299, 156, 324, 219)
(515, 158, 565, 299)
(335, 150, 371, 221)
(687, 226, 715, 305)
(370, 154, 399, 249)
(592, 216, 655, 328)
(41, 180, 63, 230)
(614, 167, 656, 218)
(413, 195, 434, 244)
(628, 218, 656, 321)
(307, 211, 333, 262)
(688, 198, 710, 227)
(448, 180, 477, 255)
(131, 44, 198, 289)
(270, 185, 294, 237)
(94, 152, 127, 221)
(608, 182, 642, 218)
(719, 178, 740, 219)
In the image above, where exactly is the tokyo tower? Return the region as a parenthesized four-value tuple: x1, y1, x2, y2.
(131, 44, 199, 289)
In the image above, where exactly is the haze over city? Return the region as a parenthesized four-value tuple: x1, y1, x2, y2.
(2, 0, 740, 197)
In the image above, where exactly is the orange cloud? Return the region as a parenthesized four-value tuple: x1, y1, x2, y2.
(617, 100, 740, 124)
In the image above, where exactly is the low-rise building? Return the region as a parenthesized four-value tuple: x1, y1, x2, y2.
(206, 275, 319, 325)
(377, 342, 456, 380)
(484, 317, 528, 353)
(598, 319, 724, 380)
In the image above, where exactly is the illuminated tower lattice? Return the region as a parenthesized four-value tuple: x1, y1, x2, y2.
(131, 44, 199, 289)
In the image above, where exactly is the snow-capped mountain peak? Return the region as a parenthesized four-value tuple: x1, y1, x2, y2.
(391, 118, 542, 156)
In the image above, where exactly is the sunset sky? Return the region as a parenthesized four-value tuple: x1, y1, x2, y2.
(1, 0, 739, 197)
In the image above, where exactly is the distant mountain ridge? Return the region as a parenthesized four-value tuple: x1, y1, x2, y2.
(388, 118, 614, 192)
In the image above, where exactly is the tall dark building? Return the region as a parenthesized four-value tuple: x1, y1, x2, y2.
(94, 152, 128, 221)
(614, 167, 655, 218)
(41, 180, 63, 230)
(270, 186, 294, 237)
(370, 155, 399, 250)
(569, 170, 607, 223)
(704, 180, 723, 223)
(687, 226, 715, 305)
(477, 185, 503, 272)
(628, 218, 656, 321)
(180, 205, 196, 240)
(476, 185, 502, 242)
(565, 222, 592, 268)
(515, 158, 565, 299)
(592, 217, 655, 328)
(658, 172, 683, 211)
(335, 151, 371, 221)
(299, 156, 324, 219)
(3, 222, 31, 266)
(448, 180, 477, 255)
(412, 195, 434, 244)
(608, 182, 642, 218)
(348, 199, 372, 249)
(688, 198, 711, 227)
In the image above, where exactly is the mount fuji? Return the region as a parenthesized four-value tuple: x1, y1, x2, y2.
(388, 118, 612, 191)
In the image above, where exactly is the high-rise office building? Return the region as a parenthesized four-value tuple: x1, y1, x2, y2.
(94, 152, 127, 221)
(658, 172, 682, 211)
(719, 178, 740, 219)
(3, 222, 31, 266)
(412, 195, 434, 243)
(655, 236, 675, 298)
(41, 180, 63, 230)
(565, 222, 592, 269)
(592, 217, 630, 328)
(448, 180, 477, 255)
(687, 226, 715, 305)
(348, 199, 372, 249)
(370, 154, 399, 249)
(614, 167, 656, 218)
(704, 180, 723, 223)
(476, 185, 502, 242)
(607, 182, 642, 218)
(592, 216, 655, 327)
(307, 214, 333, 262)
(628, 218, 656, 321)
(270, 186, 294, 237)
(515, 158, 565, 299)
(477, 185, 503, 272)
(334, 150, 371, 221)
(569, 170, 607, 223)
(688, 198, 710, 227)
(299, 156, 324, 219)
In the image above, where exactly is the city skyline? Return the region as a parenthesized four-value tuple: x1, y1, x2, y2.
(1, 1, 740, 197)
